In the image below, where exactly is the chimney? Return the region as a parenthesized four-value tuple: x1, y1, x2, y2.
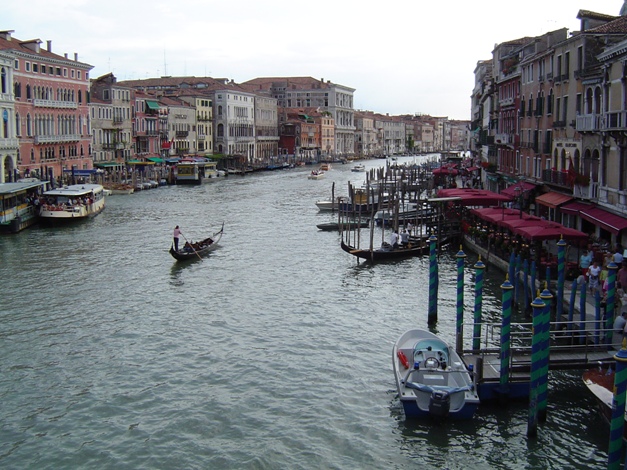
(74, 53, 78, 61)
(47, 40, 52, 52)
(64, 53, 68, 59)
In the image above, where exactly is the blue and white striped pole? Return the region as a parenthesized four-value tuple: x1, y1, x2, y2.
(538, 284, 553, 423)
(473, 258, 486, 352)
(428, 234, 438, 325)
(456, 246, 466, 354)
(607, 344, 627, 469)
(527, 293, 545, 438)
(556, 238, 567, 329)
(499, 276, 514, 395)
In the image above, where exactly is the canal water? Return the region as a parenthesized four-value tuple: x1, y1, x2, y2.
(0, 157, 612, 469)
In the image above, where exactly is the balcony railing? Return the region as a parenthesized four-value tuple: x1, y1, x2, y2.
(34, 134, 82, 144)
(552, 121, 566, 129)
(33, 99, 77, 109)
(573, 182, 599, 200)
(175, 131, 189, 137)
(0, 137, 19, 150)
(541, 168, 571, 187)
(495, 133, 510, 144)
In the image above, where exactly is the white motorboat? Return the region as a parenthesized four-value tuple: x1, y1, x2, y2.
(308, 170, 325, 180)
(351, 164, 366, 172)
(393, 329, 479, 419)
(39, 184, 106, 223)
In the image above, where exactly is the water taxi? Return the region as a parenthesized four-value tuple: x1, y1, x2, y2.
(176, 159, 219, 184)
(0, 179, 49, 233)
(39, 184, 106, 223)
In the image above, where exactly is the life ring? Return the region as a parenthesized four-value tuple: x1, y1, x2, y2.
(397, 350, 410, 369)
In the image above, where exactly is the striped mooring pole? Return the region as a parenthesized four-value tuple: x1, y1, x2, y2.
(568, 279, 577, 335)
(428, 234, 438, 325)
(499, 276, 514, 395)
(527, 293, 545, 438)
(556, 238, 567, 328)
(606, 262, 619, 346)
(607, 343, 627, 470)
(579, 280, 587, 345)
(456, 246, 466, 354)
(473, 257, 486, 352)
(538, 284, 553, 423)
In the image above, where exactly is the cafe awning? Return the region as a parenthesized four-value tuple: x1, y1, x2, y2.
(147, 157, 164, 163)
(579, 206, 627, 235)
(535, 192, 573, 209)
(559, 201, 591, 215)
(437, 188, 512, 206)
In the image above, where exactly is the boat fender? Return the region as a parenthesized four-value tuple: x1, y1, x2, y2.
(397, 350, 410, 369)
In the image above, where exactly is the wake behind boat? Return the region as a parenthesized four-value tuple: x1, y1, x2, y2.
(169, 223, 224, 261)
(393, 329, 479, 419)
(39, 184, 105, 223)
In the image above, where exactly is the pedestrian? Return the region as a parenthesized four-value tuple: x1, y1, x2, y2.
(588, 260, 601, 293)
(618, 262, 627, 290)
(579, 250, 593, 278)
(614, 245, 624, 265)
(613, 311, 627, 348)
(173, 225, 181, 251)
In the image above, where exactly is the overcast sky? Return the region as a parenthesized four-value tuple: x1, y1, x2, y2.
(3, 0, 623, 120)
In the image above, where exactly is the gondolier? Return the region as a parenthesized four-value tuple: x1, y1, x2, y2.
(173, 225, 181, 251)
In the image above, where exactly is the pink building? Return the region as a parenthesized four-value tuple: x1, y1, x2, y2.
(0, 30, 93, 181)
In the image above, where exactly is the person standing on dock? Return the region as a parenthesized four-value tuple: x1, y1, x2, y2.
(588, 261, 601, 293)
(618, 262, 627, 289)
(400, 229, 409, 248)
(580, 250, 592, 278)
(613, 311, 627, 348)
(173, 225, 181, 251)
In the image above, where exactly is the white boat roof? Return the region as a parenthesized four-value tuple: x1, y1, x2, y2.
(0, 180, 48, 195)
(43, 184, 103, 196)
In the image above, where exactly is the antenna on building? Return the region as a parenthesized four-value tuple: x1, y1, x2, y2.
(163, 49, 167, 77)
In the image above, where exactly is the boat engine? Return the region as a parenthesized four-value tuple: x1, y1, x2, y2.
(429, 390, 450, 418)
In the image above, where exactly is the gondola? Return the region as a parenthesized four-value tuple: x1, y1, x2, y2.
(340, 238, 428, 261)
(317, 220, 369, 231)
(169, 223, 224, 261)
(341, 235, 450, 261)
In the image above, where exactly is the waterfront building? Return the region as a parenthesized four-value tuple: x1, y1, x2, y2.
(159, 96, 196, 159)
(470, 59, 494, 165)
(278, 109, 321, 162)
(320, 111, 335, 159)
(354, 111, 377, 158)
(242, 77, 356, 158)
(89, 73, 133, 169)
(0, 31, 93, 183)
(0, 51, 18, 183)
(252, 94, 279, 161)
(133, 91, 165, 161)
(445, 119, 471, 152)
(178, 93, 213, 157)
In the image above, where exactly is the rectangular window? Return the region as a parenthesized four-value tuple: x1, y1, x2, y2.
(25, 62, 30, 72)
(71, 70, 75, 78)
(63, 68, 67, 77)
(56, 67, 61, 75)
(78, 71, 81, 79)
(14, 59, 19, 70)
(33, 63, 38, 73)
(41, 65, 46, 74)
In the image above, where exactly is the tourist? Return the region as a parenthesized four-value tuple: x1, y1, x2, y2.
(618, 262, 627, 289)
(579, 250, 593, 278)
(614, 245, 624, 265)
(389, 230, 399, 249)
(588, 260, 601, 293)
(173, 225, 181, 251)
(400, 229, 409, 248)
(613, 311, 627, 348)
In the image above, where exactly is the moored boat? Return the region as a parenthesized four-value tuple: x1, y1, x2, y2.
(393, 329, 480, 419)
(582, 365, 627, 437)
(0, 180, 49, 233)
(169, 223, 224, 261)
(340, 237, 428, 261)
(39, 184, 106, 223)
(317, 220, 369, 231)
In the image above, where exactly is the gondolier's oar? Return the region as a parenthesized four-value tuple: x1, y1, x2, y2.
(180, 232, 203, 262)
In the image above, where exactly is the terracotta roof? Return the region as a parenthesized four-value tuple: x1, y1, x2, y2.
(586, 14, 627, 34)
(0, 31, 92, 68)
(118, 76, 248, 93)
(577, 10, 617, 21)
(242, 76, 331, 90)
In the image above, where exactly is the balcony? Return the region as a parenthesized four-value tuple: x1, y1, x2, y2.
(33, 99, 77, 109)
(605, 111, 627, 131)
(175, 131, 189, 137)
(546, 72, 554, 81)
(494, 133, 511, 145)
(499, 97, 514, 107)
(576, 114, 602, 132)
(0, 137, 19, 150)
(34, 134, 82, 144)
(573, 182, 599, 200)
(541, 168, 571, 188)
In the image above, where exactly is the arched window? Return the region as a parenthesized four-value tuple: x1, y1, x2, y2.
(594, 87, 602, 114)
(15, 112, 20, 136)
(26, 84, 31, 100)
(14, 82, 20, 98)
(217, 123, 224, 137)
(0, 67, 6, 94)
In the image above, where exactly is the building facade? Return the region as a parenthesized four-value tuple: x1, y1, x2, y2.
(0, 51, 18, 182)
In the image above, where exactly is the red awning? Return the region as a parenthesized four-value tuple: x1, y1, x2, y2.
(512, 223, 588, 241)
(535, 192, 573, 209)
(437, 188, 512, 206)
(465, 166, 480, 172)
(501, 181, 536, 198)
(560, 201, 591, 215)
(432, 167, 459, 176)
(579, 207, 627, 235)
